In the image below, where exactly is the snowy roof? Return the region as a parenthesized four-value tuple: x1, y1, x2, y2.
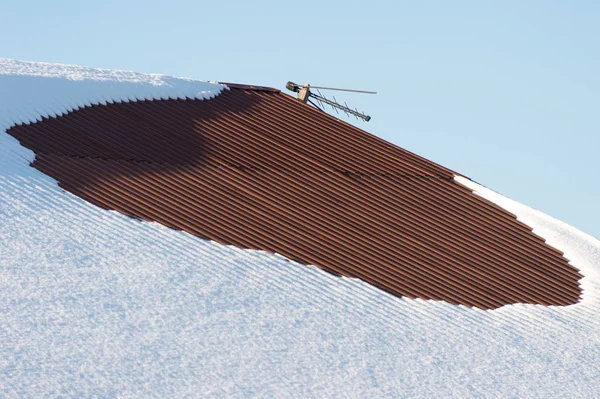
(1, 58, 600, 397)
(3, 61, 581, 310)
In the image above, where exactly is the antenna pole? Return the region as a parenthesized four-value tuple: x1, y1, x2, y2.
(285, 81, 373, 122)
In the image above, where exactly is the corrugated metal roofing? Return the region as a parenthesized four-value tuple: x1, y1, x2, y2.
(6, 85, 582, 309)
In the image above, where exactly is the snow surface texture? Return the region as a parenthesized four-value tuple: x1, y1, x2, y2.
(0, 58, 225, 131)
(1, 59, 600, 398)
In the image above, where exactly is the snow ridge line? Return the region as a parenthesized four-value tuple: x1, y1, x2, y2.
(0, 58, 226, 132)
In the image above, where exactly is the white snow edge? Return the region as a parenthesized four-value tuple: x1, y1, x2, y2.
(0, 58, 227, 131)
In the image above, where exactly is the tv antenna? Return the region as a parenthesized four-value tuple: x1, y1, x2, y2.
(286, 82, 376, 122)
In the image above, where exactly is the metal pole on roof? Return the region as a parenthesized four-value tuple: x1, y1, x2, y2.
(285, 81, 375, 122)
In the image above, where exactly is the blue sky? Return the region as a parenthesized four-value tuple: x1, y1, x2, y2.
(2, 0, 599, 238)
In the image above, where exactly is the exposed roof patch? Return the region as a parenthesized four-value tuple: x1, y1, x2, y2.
(6, 87, 583, 309)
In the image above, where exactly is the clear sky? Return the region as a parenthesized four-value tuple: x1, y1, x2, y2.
(2, 0, 599, 238)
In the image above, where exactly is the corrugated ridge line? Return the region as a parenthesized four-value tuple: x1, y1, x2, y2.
(35, 155, 580, 308)
(220, 82, 280, 92)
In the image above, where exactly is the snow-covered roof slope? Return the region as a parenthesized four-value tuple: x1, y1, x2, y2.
(1, 59, 600, 398)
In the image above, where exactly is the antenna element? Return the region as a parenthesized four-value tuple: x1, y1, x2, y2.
(286, 81, 375, 122)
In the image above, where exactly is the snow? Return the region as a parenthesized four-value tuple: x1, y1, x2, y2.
(0, 58, 225, 131)
(2, 59, 600, 398)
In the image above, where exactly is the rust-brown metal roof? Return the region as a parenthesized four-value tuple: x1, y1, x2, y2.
(6, 86, 582, 309)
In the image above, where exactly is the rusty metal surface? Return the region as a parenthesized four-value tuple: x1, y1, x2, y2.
(7, 87, 582, 309)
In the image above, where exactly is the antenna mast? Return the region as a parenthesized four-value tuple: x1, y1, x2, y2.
(286, 82, 375, 122)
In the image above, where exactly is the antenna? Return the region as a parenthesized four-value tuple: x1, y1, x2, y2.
(286, 81, 375, 122)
